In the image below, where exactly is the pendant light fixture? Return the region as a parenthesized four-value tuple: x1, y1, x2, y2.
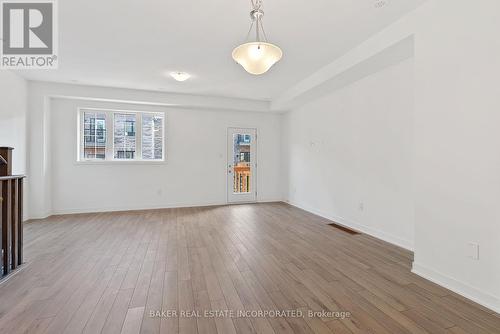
(232, 0, 282, 75)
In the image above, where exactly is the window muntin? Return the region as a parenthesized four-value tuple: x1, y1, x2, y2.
(79, 109, 165, 162)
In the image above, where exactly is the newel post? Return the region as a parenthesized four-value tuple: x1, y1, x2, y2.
(0, 147, 13, 177)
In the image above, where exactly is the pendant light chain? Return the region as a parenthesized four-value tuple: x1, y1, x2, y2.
(256, 16, 261, 42)
(249, 0, 268, 43)
(251, 0, 263, 11)
(245, 20, 255, 42)
(259, 18, 269, 42)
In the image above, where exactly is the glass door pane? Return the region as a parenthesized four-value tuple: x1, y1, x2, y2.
(227, 128, 256, 203)
(233, 133, 252, 193)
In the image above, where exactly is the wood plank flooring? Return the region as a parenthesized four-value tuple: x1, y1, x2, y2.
(0, 202, 499, 334)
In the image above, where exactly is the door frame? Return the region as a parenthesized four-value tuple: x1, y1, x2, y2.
(226, 127, 258, 204)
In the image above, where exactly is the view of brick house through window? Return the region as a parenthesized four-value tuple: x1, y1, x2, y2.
(114, 113, 137, 159)
(83, 112, 106, 159)
(81, 110, 164, 161)
(233, 134, 251, 193)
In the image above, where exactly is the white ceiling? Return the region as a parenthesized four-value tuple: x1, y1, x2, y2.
(17, 0, 425, 101)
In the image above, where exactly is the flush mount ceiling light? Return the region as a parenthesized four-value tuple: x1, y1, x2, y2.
(170, 72, 191, 82)
(232, 0, 282, 75)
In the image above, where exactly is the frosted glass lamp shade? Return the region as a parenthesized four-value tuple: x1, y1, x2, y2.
(170, 72, 191, 81)
(232, 42, 282, 75)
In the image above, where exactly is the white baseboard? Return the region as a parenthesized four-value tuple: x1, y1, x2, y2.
(287, 200, 414, 251)
(32, 198, 284, 217)
(412, 262, 500, 314)
(50, 202, 226, 216)
(27, 210, 53, 221)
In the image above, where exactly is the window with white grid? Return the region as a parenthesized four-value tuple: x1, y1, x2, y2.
(78, 109, 165, 162)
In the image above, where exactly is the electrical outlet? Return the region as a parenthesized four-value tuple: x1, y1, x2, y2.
(467, 242, 479, 260)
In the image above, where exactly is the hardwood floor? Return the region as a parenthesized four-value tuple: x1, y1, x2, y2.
(0, 202, 499, 334)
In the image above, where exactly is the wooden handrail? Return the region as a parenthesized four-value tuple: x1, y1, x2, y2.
(0, 175, 26, 180)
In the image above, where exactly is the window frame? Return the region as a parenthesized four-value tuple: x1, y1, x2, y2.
(77, 107, 166, 164)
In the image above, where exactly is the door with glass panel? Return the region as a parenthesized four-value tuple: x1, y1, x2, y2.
(227, 128, 257, 203)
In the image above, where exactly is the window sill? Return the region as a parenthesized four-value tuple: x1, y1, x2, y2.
(75, 160, 166, 166)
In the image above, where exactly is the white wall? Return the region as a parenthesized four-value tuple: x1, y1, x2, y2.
(0, 71, 28, 220)
(412, 0, 500, 312)
(283, 58, 415, 250)
(27, 82, 273, 218)
(0, 71, 27, 175)
(27, 82, 282, 216)
(50, 99, 282, 214)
